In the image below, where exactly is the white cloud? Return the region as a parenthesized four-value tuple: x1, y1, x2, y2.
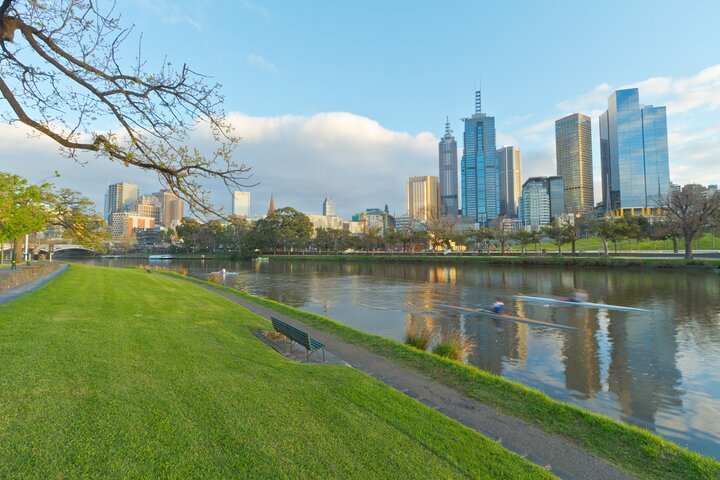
(0, 113, 438, 220)
(246, 54, 279, 73)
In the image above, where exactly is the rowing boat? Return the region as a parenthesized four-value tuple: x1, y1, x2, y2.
(437, 304, 576, 330)
(513, 295, 650, 313)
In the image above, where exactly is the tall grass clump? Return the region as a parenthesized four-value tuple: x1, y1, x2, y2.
(206, 272, 223, 285)
(405, 317, 435, 350)
(432, 329, 475, 362)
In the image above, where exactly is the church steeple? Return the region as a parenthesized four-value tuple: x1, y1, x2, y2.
(267, 193, 275, 216)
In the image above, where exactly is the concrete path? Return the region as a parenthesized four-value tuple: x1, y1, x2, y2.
(0, 263, 69, 306)
(205, 285, 633, 480)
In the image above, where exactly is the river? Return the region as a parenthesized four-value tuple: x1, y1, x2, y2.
(81, 257, 720, 459)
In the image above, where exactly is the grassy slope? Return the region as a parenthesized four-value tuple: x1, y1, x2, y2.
(0, 264, 551, 479)
(174, 274, 720, 480)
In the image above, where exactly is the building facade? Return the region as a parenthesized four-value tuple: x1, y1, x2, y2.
(129, 195, 161, 224)
(518, 176, 564, 229)
(555, 113, 594, 214)
(407, 175, 440, 223)
(110, 212, 155, 238)
(461, 91, 500, 225)
(105, 182, 139, 224)
(323, 197, 336, 217)
(232, 191, 250, 217)
(497, 146, 522, 217)
(438, 118, 459, 217)
(153, 190, 184, 227)
(599, 88, 670, 213)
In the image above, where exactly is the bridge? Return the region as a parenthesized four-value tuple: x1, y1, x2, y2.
(37, 244, 98, 258)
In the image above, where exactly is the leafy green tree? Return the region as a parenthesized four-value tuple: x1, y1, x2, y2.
(490, 217, 511, 255)
(255, 207, 313, 253)
(467, 228, 494, 254)
(588, 217, 627, 257)
(175, 218, 203, 253)
(510, 229, 534, 255)
(540, 220, 568, 254)
(0, 0, 248, 215)
(47, 188, 109, 253)
(0, 173, 51, 262)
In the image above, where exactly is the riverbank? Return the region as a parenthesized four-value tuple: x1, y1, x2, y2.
(0, 264, 551, 479)
(267, 254, 720, 270)
(171, 271, 720, 480)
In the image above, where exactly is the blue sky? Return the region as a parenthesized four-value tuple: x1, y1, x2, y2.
(5, 0, 720, 218)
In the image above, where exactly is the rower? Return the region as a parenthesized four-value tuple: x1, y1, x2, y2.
(491, 299, 506, 314)
(568, 289, 588, 303)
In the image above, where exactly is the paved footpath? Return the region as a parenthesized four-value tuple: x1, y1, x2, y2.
(203, 285, 633, 480)
(0, 263, 69, 305)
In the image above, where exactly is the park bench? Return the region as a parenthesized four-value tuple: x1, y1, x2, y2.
(270, 316, 326, 361)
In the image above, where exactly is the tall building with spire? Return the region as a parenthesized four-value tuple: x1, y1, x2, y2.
(497, 146, 522, 217)
(266, 193, 275, 217)
(438, 118, 458, 218)
(322, 197, 336, 216)
(461, 90, 500, 225)
(556, 113, 594, 214)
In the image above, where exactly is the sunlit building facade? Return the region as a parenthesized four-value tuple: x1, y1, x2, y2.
(497, 146, 522, 217)
(556, 113, 594, 214)
(232, 191, 250, 218)
(407, 175, 440, 223)
(599, 88, 670, 213)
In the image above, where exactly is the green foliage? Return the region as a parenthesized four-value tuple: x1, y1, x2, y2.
(0, 172, 50, 243)
(255, 207, 313, 252)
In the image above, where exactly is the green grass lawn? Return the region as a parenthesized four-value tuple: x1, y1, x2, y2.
(0, 264, 552, 479)
(177, 274, 720, 480)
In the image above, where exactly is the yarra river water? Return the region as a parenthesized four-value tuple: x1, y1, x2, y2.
(85, 258, 720, 458)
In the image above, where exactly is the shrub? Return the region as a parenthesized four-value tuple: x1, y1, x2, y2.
(432, 329, 474, 362)
(405, 317, 434, 350)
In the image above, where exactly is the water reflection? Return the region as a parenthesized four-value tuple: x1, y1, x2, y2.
(76, 258, 720, 458)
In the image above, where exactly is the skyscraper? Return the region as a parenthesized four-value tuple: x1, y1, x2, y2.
(497, 146, 522, 217)
(599, 88, 670, 213)
(153, 190, 184, 227)
(462, 91, 499, 225)
(438, 118, 458, 218)
(555, 113, 594, 214)
(407, 175, 439, 223)
(232, 191, 250, 217)
(518, 176, 564, 229)
(105, 182, 139, 224)
(323, 197, 336, 216)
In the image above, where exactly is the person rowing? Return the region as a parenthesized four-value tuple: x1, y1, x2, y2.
(563, 289, 588, 303)
(490, 299, 506, 314)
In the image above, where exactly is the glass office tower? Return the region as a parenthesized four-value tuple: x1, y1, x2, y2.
(461, 91, 500, 224)
(555, 113, 594, 214)
(599, 88, 670, 212)
(438, 118, 459, 217)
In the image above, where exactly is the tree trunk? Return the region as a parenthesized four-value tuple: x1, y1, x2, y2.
(684, 235, 694, 260)
(13, 237, 23, 263)
(0, 242, 3, 264)
(602, 238, 609, 257)
(572, 240, 576, 254)
(672, 237, 678, 254)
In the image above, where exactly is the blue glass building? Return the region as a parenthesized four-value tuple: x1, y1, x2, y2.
(599, 88, 670, 213)
(438, 118, 459, 217)
(461, 91, 499, 225)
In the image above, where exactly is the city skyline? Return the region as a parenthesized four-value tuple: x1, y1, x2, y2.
(2, 2, 719, 219)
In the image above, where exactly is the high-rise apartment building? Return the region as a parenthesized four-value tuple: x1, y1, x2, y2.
(129, 195, 161, 224)
(153, 190, 184, 227)
(438, 118, 459, 217)
(462, 91, 499, 225)
(555, 113, 594, 214)
(599, 88, 670, 213)
(407, 175, 439, 223)
(497, 146, 522, 217)
(518, 176, 564, 229)
(105, 182, 139, 224)
(323, 197, 336, 216)
(232, 191, 250, 217)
